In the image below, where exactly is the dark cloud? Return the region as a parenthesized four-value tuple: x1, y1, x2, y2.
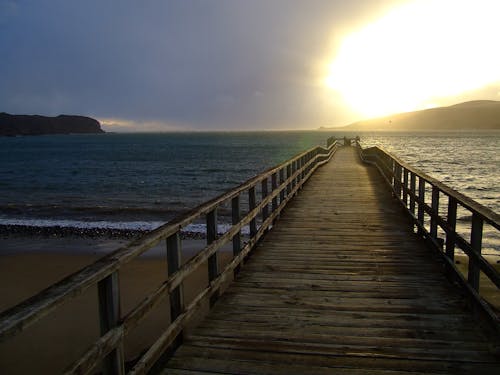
(0, 0, 403, 130)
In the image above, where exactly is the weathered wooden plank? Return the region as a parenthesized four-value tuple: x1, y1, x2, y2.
(173, 345, 500, 375)
(159, 369, 223, 375)
(195, 319, 484, 343)
(172, 345, 500, 374)
(185, 334, 496, 363)
(166, 356, 449, 375)
(216, 293, 466, 313)
(207, 308, 476, 331)
(236, 274, 447, 286)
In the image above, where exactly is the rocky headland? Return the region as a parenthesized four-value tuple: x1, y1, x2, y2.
(0, 113, 104, 136)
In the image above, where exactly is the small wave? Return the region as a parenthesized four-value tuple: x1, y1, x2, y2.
(0, 218, 250, 235)
(185, 223, 250, 236)
(0, 218, 164, 231)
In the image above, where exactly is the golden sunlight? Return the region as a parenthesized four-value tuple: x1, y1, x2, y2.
(325, 0, 500, 118)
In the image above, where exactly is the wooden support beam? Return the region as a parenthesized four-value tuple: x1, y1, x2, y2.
(248, 187, 257, 238)
(271, 173, 278, 213)
(279, 168, 285, 204)
(167, 231, 184, 349)
(207, 209, 219, 307)
(261, 177, 269, 224)
(410, 173, 416, 214)
(98, 272, 124, 375)
(446, 197, 457, 261)
(468, 213, 483, 291)
(394, 163, 402, 198)
(232, 195, 241, 276)
(417, 177, 425, 235)
(430, 186, 439, 240)
(402, 168, 408, 205)
(286, 164, 292, 195)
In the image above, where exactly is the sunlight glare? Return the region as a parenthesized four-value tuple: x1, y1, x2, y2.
(325, 0, 500, 118)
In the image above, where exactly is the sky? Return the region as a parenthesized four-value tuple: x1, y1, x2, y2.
(1, 0, 499, 131)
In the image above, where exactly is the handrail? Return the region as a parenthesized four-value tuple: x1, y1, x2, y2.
(0, 138, 340, 375)
(356, 140, 500, 331)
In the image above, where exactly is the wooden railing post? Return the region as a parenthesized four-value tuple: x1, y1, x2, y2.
(286, 163, 292, 195)
(417, 177, 425, 235)
(166, 231, 184, 348)
(389, 158, 394, 187)
(410, 173, 416, 215)
(271, 172, 278, 213)
(430, 186, 439, 241)
(468, 213, 483, 291)
(248, 187, 257, 238)
(279, 168, 285, 204)
(206, 209, 219, 307)
(231, 195, 241, 276)
(300, 155, 305, 181)
(98, 272, 124, 375)
(394, 163, 402, 198)
(261, 177, 269, 228)
(385, 154, 392, 181)
(446, 196, 457, 260)
(402, 168, 408, 206)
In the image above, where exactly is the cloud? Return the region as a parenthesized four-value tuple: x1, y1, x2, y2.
(0, 0, 457, 130)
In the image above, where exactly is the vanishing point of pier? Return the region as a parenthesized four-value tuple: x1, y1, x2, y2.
(1, 138, 499, 374)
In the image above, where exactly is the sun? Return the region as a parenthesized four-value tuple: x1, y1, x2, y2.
(325, 0, 500, 119)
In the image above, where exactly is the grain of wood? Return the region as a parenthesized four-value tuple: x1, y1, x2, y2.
(163, 147, 500, 374)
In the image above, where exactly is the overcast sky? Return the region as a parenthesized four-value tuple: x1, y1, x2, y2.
(1, 0, 499, 131)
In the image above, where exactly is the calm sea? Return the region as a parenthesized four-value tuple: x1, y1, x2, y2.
(0, 131, 498, 252)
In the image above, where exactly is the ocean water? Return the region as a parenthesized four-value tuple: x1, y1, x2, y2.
(0, 131, 498, 244)
(0, 132, 336, 230)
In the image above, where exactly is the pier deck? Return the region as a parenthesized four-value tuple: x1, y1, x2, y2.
(163, 147, 499, 374)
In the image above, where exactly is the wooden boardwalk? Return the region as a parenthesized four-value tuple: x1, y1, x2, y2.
(163, 147, 500, 374)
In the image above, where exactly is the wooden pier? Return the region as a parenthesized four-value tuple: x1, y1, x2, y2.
(163, 146, 499, 374)
(0, 138, 499, 374)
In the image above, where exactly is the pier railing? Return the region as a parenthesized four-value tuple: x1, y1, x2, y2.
(0, 137, 340, 374)
(358, 142, 500, 329)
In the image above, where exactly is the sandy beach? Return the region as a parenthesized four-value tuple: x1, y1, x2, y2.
(0, 234, 232, 374)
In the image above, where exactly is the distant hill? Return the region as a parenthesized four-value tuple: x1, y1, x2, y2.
(327, 100, 500, 131)
(0, 113, 104, 136)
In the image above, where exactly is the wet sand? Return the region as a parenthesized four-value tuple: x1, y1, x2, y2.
(0, 236, 232, 374)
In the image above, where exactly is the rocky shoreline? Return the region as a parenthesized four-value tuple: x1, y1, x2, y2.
(0, 224, 206, 240)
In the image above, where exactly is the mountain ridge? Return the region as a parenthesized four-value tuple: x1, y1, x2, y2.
(322, 100, 500, 131)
